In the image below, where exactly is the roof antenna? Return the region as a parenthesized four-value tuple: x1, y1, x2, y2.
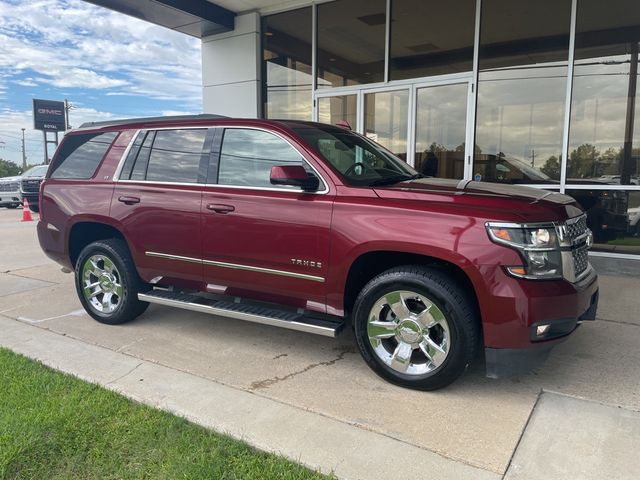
(336, 120, 352, 130)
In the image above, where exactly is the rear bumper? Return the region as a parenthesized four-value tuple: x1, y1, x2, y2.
(485, 289, 598, 378)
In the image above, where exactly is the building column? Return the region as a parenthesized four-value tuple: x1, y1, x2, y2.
(201, 12, 261, 118)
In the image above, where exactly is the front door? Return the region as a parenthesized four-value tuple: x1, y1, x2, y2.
(201, 127, 334, 312)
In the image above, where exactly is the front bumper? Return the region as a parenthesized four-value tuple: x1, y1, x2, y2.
(485, 288, 598, 378)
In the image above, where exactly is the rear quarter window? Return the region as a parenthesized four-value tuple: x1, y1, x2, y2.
(49, 131, 118, 179)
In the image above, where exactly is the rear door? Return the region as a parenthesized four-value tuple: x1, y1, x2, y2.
(200, 127, 334, 311)
(111, 127, 212, 286)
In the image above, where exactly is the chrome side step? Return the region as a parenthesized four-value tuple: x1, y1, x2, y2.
(138, 290, 344, 338)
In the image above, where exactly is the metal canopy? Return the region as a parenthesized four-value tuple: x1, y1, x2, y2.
(84, 0, 235, 37)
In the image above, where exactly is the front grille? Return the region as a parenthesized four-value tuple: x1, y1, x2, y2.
(562, 214, 591, 281)
(572, 244, 589, 277)
(0, 182, 19, 192)
(21, 179, 41, 193)
(565, 214, 588, 242)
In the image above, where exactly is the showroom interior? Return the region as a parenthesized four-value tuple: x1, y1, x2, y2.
(89, 0, 640, 257)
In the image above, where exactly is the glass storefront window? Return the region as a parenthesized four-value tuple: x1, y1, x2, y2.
(262, 8, 313, 120)
(364, 90, 409, 160)
(566, 190, 640, 254)
(415, 83, 468, 179)
(316, 0, 386, 89)
(474, 0, 572, 184)
(567, 0, 640, 185)
(317, 95, 357, 129)
(389, 0, 475, 81)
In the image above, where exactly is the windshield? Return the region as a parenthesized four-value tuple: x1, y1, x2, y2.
(23, 165, 48, 177)
(292, 124, 418, 187)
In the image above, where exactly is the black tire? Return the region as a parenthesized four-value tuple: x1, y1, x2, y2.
(352, 266, 480, 391)
(7, 204, 19, 209)
(28, 204, 39, 213)
(75, 238, 149, 325)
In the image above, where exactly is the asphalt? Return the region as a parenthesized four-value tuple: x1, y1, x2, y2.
(1, 207, 639, 479)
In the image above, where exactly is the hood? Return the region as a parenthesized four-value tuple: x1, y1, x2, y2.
(373, 178, 583, 222)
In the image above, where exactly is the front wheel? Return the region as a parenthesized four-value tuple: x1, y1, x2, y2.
(352, 266, 480, 390)
(75, 238, 148, 325)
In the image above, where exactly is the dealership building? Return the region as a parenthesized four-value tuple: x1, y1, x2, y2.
(89, 0, 640, 257)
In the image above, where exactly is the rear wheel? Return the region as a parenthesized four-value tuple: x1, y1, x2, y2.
(353, 266, 480, 390)
(28, 203, 39, 213)
(75, 239, 148, 325)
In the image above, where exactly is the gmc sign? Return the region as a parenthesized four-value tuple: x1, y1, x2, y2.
(33, 99, 66, 131)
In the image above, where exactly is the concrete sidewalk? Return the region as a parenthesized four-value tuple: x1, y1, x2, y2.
(0, 315, 497, 480)
(1, 207, 640, 479)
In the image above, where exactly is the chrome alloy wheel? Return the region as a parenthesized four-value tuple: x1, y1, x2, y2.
(82, 254, 124, 314)
(367, 290, 450, 375)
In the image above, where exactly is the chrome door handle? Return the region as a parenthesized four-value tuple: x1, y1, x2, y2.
(207, 203, 235, 214)
(118, 195, 140, 205)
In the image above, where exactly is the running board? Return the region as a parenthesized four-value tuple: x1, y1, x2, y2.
(138, 290, 343, 338)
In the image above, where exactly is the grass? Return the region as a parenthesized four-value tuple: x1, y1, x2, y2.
(607, 235, 640, 246)
(0, 348, 330, 480)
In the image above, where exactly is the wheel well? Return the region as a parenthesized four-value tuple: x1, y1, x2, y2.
(343, 251, 480, 319)
(68, 222, 126, 267)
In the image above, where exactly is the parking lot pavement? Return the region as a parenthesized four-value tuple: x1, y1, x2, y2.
(1, 206, 639, 478)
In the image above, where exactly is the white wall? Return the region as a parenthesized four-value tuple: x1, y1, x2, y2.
(201, 12, 261, 118)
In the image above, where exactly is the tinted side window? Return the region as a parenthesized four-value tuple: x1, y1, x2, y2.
(49, 131, 118, 179)
(129, 131, 155, 181)
(218, 129, 303, 188)
(119, 131, 145, 180)
(145, 129, 207, 184)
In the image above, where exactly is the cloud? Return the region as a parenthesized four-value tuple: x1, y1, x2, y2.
(14, 77, 38, 87)
(0, 0, 202, 103)
(35, 68, 128, 89)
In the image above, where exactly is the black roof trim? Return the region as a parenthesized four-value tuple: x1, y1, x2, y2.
(78, 114, 230, 129)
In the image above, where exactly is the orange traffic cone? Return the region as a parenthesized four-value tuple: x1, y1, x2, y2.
(22, 197, 33, 222)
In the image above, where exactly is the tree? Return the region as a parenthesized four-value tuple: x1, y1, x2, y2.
(0, 159, 22, 178)
(569, 144, 600, 179)
(540, 155, 560, 179)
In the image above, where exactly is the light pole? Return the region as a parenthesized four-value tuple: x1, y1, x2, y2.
(21, 128, 27, 170)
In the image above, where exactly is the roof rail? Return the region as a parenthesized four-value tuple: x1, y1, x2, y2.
(78, 114, 229, 129)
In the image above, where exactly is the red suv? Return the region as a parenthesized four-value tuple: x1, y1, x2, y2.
(37, 115, 598, 390)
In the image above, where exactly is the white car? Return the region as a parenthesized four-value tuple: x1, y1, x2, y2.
(0, 175, 22, 209)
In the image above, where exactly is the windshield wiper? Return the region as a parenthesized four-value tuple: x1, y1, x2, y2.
(368, 173, 422, 187)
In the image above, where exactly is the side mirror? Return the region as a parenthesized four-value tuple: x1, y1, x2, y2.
(270, 165, 320, 192)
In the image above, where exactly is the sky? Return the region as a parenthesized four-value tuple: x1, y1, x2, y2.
(0, 0, 202, 167)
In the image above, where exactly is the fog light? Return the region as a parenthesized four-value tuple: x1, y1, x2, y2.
(536, 324, 551, 337)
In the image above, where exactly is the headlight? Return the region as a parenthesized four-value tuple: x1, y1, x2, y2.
(486, 223, 562, 280)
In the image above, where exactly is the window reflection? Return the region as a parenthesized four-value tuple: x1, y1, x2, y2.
(474, 0, 571, 184)
(567, 190, 640, 253)
(145, 129, 206, 184)
(130, 131, 155, 181)
(262, 8, 313, 120)
(364, 90, 409, 160)
(389, 0, 475, 81)
(50, 131, 117, 179)
(415, 83, 467, 179)
(218, 129, 303, 188)
(317, 95, 357, 129)
(317, 0, 386, 88)
(567, 0, 640, 185)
